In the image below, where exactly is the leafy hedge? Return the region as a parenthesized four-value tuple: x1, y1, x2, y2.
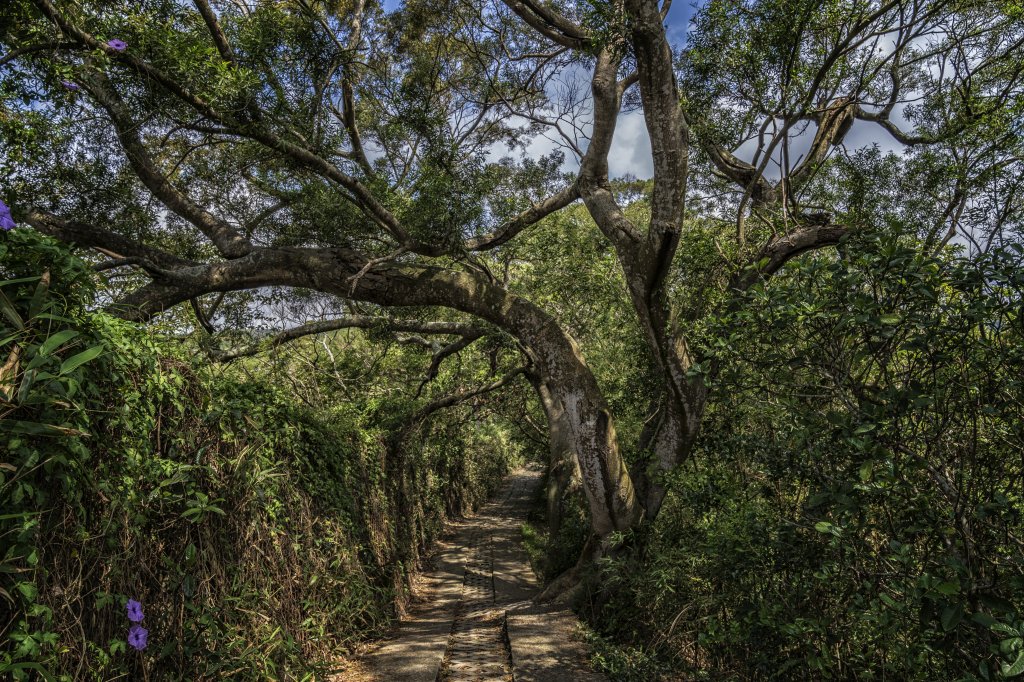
(0, 230, 522, 680)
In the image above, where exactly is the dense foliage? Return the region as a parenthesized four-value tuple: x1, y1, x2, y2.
(584, 234, 1024, 680)
(0, 231, 526, 680)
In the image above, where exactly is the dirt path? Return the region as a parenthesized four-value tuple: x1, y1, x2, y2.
(361, 466, 603, 682)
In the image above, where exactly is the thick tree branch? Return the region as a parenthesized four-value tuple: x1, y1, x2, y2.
(24, 210, 198, 271)
(703, 141, 779, 205)
(788, 98, 856, 191)
(192, 0, 236, 65)
(214, 315, 487, 361)
(500, 0, 588, 49)
(732, 224, 850, 292)
(579, 49, 643, 253)
(625, 0, 688, 237)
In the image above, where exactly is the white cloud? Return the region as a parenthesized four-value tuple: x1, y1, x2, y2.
(608, 112, 654, 179)
(487, 108, 655, 180)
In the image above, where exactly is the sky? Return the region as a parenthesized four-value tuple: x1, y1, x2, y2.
(376, 0, 700, 178)
(453, 1, 911, 180)
(506, 2, 699, 178)
(588, 2, 698, 179)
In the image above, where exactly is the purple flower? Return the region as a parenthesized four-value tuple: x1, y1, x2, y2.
(127, 624, 148, 651)
(126, 598, 144, 622)
(61, 80, 81, 91)
(0, 200, 15, 231)
(107, 39, 127, 52)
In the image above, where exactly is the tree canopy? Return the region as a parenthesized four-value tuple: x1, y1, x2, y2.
(2, 0, 1022, 560)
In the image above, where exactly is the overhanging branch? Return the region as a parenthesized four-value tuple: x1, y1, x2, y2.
(213, 315, 488, 361)
(466, 183, 580, 251)
(25, 210, 199, 271)
(415, 332, 487, 397)
(412, 366, 529, 422)
(732, 224, 849, 292)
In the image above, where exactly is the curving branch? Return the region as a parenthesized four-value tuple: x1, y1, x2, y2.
(415, 332, 486, 396)
(852, 104, 934, 145)
(500, 0, 588, 49)
(412, 365, 528, 422)
(24, 210, 198, 271)
(213, 315, 488, 361)
(466, 183, 581, 251)
(732, 223, 850, 293)
(702, 141, 779, 206)
(81, 72, 253, 259)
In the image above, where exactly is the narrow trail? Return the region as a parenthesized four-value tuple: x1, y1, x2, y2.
(362, 466, 603, 682)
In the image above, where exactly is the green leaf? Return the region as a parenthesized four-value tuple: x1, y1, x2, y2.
(15, 581, 37, 601)
(38, 329, 79, 356)
(972, 612, 998, 627)
(1002, 651, 1024, 678)
(854, 423, 877, 435)
(992, 623, 1021, 636)
(0, 289, 23, 330)
(0, 661, 55, 682)
(27, 271, 50, 319)
(0, 276, 43, 287)
(0, 420, 88, 437)
(981, 595, 1016, 613)
(59, 345, 105, 375)
(941, 604, 962, 631)
(33, 313, 73, 323)
(1001, 637, 1023, 657)
(814, 521, 834, 534)
(879, 314, 901, 325)
(935, 581, 960, 596)
(0, 511, 43, 521)
(858, 461, 873, 482)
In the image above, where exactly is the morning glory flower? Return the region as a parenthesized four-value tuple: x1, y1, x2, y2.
(0, 200, 15, 231)
(127, 624, 148, 651)
(107, 39, 127, 52)
(126, 598, 144, 622)
(61, 80, 81, 91)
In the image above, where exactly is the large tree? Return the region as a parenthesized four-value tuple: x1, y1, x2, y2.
(1, 0, 1021, 567)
